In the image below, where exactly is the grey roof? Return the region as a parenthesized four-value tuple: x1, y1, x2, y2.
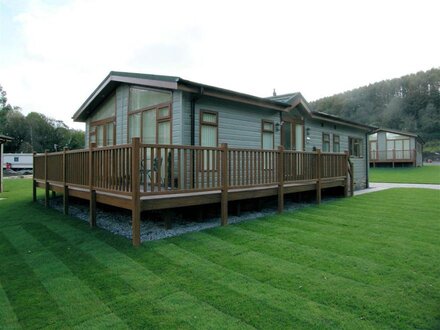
(267, 93, 299, 104)
(72, 71, 375, 131)
(73, 71, 288, 121)
(372, 128, 424, 144)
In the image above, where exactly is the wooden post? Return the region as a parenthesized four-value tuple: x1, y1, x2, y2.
(349, 158, 354, 197)
(89, 143, 96, 227)
(220, 143, 228, 226)
(44, 150, 49, 208)
(344, 150, 349, 197)
(392, 149, 395, 168)
(32, 151, 37, 202)
(131, 137, 141, 246)
(277, 145, 284, 213)
(164, 210, 172, 230)
(63, 147, 69, 215)
(316, 149, 321, 204)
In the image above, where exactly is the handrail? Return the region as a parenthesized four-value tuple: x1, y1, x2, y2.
(34, 142, 352, 197)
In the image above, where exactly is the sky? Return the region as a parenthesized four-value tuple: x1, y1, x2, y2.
(1, 0, 439, 130)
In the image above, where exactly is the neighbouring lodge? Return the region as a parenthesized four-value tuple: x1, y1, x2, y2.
(33, 72, 374, 245)
(369, 128, 424, 167)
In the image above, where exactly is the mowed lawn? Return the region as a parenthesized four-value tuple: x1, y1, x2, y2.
(1, 180, 439, 329)
(370, 165, 440, 184)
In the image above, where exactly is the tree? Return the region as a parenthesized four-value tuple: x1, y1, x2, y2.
(311, 68, 440, 148)
(1, 84, 86, 152)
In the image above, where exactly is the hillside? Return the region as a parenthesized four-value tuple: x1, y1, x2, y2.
(310, 68, 440, 151)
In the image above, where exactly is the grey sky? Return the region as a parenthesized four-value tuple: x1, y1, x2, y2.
(0, 0, 439, 130)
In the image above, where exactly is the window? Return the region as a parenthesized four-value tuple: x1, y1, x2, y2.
(200, 111, 218, 171)
(322, 133, 330, 152)
(90, 119, 115, 147)
(349, 137, 363, 157)
(333, 135, 340, 152)
(14, 157, 19, 162)
(368, 133, 377, 141)
(200, 111, 218, 147)
(262, 120, 274, 149)
(128, 87, 172, 145)
(130, 87, 172, 111)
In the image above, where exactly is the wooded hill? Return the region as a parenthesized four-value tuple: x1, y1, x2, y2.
(310, 68, 440, 151)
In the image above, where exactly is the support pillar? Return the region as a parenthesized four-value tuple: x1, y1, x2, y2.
(277, 145, 284, 213)
(131, 138, 141, 246)
(316, 149, 322, 204)
(221, 143, 228, 226)
(89, 143, 96, 227)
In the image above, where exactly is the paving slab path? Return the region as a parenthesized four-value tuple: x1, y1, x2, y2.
(355, 182, 440, 196)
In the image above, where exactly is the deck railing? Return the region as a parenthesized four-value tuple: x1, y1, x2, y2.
(370, 149, 416, 162)
(34, 139, 350, 197)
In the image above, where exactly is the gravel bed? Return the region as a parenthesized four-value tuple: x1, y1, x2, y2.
(46, 195, 334, 243)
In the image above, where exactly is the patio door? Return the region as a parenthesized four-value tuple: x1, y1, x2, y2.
(282, 120, 304, 151)
(282, 120, 305, 178)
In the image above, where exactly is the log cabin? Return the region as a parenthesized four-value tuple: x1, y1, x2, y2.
(33, 72, 374, 245)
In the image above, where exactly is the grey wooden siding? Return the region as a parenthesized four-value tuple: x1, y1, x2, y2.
(304, 118, 368, 189)
(172, 91, 183, 145)
(181, 92, 192, 146)
(187, 96, 280, 148)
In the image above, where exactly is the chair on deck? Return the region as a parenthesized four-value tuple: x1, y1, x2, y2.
(140, 157, 163, 186)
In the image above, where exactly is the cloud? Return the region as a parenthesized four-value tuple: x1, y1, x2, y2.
(1, 0, 439, 130)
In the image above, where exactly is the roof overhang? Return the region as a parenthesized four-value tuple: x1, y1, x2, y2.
(0, 134, 13, 144)
(372, 128, 424, 144)
(73, 71, 288, 122)
(282, 93, 375, 131)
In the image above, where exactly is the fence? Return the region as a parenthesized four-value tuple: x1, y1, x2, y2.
(370, 149, 416, 161)
(34, 140, 349, 197)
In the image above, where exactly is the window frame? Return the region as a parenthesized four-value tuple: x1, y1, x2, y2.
(333, 134, 340, 153)
(199, 110, 219, 172)
(128, 102, 173, 145)
(349, 137, 363, 158)
(322, 133, 330, 152)
(89, 117, 116, 147)
(199, 110, 219, 147)
(261, 119, 275, 150)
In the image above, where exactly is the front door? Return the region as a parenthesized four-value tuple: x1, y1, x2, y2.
(282, 120, 305, 179)
(282, 120, 304, 151)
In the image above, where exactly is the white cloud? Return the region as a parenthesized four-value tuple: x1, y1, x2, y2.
(1, 0, 439, 130)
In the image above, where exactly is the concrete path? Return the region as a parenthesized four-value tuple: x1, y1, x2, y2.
(354, 182, 440, 196)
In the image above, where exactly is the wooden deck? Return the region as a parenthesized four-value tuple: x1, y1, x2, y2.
(33, 138, 354, 246)
(370, 150, 416, 167)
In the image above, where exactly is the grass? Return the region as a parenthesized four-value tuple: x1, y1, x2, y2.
(1, 179, 439, 329)
(369, 165, 440, 184)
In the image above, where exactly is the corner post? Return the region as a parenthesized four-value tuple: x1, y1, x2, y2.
(316, 148, 321, 204)
(89, 143, 97, 227)
(44, 150, 49, 208)
(131, 137, 141, 246)
(63, 147, 69, 215)
(32, 151, 37, 202)
(344, 150, 349, 197)
(349, 157, 354, 197)
(277, 145, 284, 213)
(221, 143, 229, 226)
